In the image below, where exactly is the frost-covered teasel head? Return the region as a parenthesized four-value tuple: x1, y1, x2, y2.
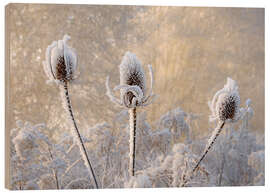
(209, 77, 241, 123)
(43, 35, 77, 84)
(119, 52, 146, 97)
(106, 52, 155, 108)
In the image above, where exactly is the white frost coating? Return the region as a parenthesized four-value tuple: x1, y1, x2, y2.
(12, 129, 39, 159)
(126, 174, 151, 188)
(209, 77, 241, 123)
(129, 108, 136, 177)
(10, 99, 263, 189)
(44, 34, 78, 84)
(157, 107, 189, 140)
(60, 82, 99, 188)
(105, 51, 155, 108)
(44, 41, 57, 81)
(125, 143, 201, 188)
(247, 150, 265, 186)
(115, 84, 144, 108)
(246, 98, 252, 107)
(105, 76, 122, 106)
(119, 51, 146, 95)
(248, 150, 264, 172)
(205, 122, 223, 153)
(65, 178, 93, 189)
(60, 86, 94, 181)
(60, 86, 70, 115)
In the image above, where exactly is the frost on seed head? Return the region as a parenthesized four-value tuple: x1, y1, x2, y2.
(120, 52, 146, 95)
(106, 51, 156, 108)
(119, 52, 146, 108)
(43, 34, 78, 84)
(209, 77, 241, 123)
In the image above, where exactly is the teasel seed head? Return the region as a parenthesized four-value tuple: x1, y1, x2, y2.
(106, 51, 156, 109)
(120, 52, 146, 94)
(43, 35, 78, 84)
(218, 94, 239, 121)
(209, 77, 241, 123)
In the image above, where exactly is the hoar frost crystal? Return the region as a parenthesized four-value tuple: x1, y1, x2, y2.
(106, 52, 155, 177)
(43, 35, 99, 189)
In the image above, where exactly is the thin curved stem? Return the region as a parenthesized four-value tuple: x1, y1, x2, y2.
(62, 81, 99, 189)
(129, 107, 137, 177)
(181, 121, 225, 187)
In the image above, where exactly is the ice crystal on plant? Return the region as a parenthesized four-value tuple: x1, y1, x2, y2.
(43, 35, 78, 84)
(209, 77, 241, 123)
(106, 51, 155, 108)
(12, 129, 39, 159)
(10, 85, 264, 189)
(248, 150, 264, 175)
(106, 51, 156, 178)
(120, 52, 147, 97)
(10, 101, 264, 189)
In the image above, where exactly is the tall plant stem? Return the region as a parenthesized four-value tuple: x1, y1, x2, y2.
(62, 81, 99, 189)
(129, 107, 137, 177)
(181, 121, 225, 187)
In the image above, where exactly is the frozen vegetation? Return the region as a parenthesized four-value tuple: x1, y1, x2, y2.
(10, 97, 264, 189)
(7, 6, 264, 189)
(10, 36, 264, 190)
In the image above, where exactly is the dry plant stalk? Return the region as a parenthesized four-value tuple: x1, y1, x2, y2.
(43, 35, 99, 188)
(181, 78, 241, 187)
(129, 108, 136, 176)
(106, 52, 155, 177)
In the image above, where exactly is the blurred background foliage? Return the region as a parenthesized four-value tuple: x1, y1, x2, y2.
(7, 4, 264, 139)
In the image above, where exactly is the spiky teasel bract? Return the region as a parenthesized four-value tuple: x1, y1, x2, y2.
(182, 77, 242, 187)
(43, 35, 78, 84)
(106, 51, 155, 108)
(106, 52, 156, 177)
(43, 35, 99, 189)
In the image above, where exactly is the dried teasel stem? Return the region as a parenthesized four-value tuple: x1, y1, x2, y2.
(62, 81, 99, 189)
(181, 78, 241, 187)
(181, 121, 225, 187)
(129, 107, 137, 177)
(193, 121, 225, 173)
(44, 35, 99, 189)
(106, 52, 156, 178)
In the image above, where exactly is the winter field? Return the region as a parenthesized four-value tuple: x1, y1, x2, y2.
(6, 4, 264, 189)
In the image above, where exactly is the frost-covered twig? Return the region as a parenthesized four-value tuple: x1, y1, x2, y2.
(43, 35, 99, 188)
(181, 124, 225, 187)
(193, 121, 225, 173)
(106, 52, 155, 177)
(61, 158, 82, 179)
